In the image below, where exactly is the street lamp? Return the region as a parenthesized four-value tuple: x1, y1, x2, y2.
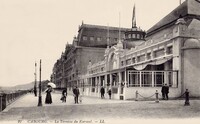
(34, 62, 37, 97)
(38, 59, 42, 106)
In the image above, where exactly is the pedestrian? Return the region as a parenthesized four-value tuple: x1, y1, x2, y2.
(73, 86, 80, 104)
(33, 86, 37, 97)
(107, 88, 112, 99)
(161, 84, 169, 100)
(45, 86, 52, 104)
(61, 88, 67, 103)
(100, 86, 105, 99)
(161, 84, 165, 100)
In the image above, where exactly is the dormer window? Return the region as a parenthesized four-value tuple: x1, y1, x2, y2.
(97, 37, 102, 41)
(90, 36, 94, 41)
(83, 36, 87, 41)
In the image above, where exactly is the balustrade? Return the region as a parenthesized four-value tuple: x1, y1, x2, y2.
(0, 90, 28, 112)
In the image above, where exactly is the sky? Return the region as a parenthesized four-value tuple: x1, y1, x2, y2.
(0, 0, 183, 87)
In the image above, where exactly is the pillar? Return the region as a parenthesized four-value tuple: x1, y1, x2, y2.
(105, 75, 107, 86)
(118, 72, 122, 85)
(139, 71, 142, 87)
(152, 71, 155, 87)
(110, 74, 113, 87)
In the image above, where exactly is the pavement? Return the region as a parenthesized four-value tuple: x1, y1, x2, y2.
(1, 91, 200, 124)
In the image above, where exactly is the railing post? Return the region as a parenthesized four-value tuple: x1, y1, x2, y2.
(2, 94, 7, 111)
(7, 94, 10, 104)
(155, 90, 159, 103)
(184, 89, 190, 106)
(0, 94, 2, 112)
(135, 91, 138, 101)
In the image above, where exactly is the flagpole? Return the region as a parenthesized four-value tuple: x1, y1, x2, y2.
(119, 12, 121, 41)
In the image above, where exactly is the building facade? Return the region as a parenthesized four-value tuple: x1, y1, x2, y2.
(76, 0, 200, 100)
(51, 23, 131, 90)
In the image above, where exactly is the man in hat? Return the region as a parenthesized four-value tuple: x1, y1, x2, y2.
(161, 84, 169, 100)
(73, 86, 80, 104)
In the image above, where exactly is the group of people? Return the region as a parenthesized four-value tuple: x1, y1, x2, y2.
(44, 86, 82, 104)
(44, 84, 169, 104)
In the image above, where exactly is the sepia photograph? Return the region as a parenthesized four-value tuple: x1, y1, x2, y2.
(1, 0, 200, 124)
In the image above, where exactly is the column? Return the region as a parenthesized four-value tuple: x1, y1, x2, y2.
(152, 71, 155, 87)
(98, 76, 101, 96)
(105, 75, 107, 87)
(99, 76, 101, 86)
(139, 71, 142, 87)
(110, 74, 113, 87)
(164, 61, 169, 85)
(118, 72, 122, 85)
(130, 72, 133, 87)
(173, 71, 178, 87)
(124, 70, 127, 87)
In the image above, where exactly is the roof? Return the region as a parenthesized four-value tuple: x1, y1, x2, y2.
(79, 23, 130, 31)
(77, 23, 130, 48)
(147, 1, 188, 36)
(146, 0, 200, 36)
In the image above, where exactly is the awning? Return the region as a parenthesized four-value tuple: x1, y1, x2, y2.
(133, 56, 172, 70)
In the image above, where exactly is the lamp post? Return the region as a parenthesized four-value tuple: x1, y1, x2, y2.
(38, 59, 42, 106)
(34, 62, 37, 97)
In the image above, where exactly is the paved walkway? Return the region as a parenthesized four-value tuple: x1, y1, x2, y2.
(2, 91, 131, 111)
(1, 92, 200, 124)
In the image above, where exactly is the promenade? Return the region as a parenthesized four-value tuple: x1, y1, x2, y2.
(0, 91, 200, 124)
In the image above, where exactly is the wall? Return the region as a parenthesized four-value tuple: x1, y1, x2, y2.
(183, 48, 200, 97)
(77, 47, 106, 75)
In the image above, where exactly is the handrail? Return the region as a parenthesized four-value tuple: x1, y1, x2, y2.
(0, 90, 29, 112)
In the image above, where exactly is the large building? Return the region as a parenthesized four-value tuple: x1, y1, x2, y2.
(76, 0, 200, 100)
(51, 22, 134, 90)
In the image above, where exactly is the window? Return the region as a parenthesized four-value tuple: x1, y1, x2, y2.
(128, 34, 131, 38)
(154, 49, 165, 58)
(114, 38, 118, 42)
(141, 35, 144, 39)
(83, 36, 87, 41)
(167, 46, 173, 54)
(121, 61, 124, 66)
(129, 72, 140, 87)
(141, 72, 152, 87)
(154, 72, 164, 87)
(90, 36, 94, 41)
(126, 59, 131, 65)
(97, 37, 102, 41)
(147, 53, 151, 60)
(132, 58, 136, 63)
(132, 34, 136, 38)
(137, 54, 145, 62)
(137, 34, 140, 39)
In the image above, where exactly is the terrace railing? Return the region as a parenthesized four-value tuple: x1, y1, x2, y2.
(0, 90, 29, 112)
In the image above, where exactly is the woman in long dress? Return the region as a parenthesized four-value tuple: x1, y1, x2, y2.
(45, 86, 52, 104)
